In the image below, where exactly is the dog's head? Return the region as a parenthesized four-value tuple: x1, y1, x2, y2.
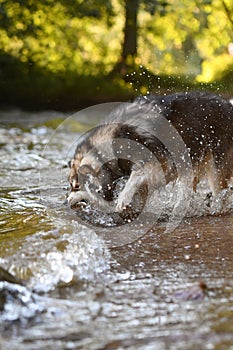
(68, 149, 123, 206)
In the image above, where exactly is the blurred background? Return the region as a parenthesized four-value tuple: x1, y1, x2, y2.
(0, 0, 232, 111)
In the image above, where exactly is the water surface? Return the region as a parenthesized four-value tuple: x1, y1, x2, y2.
(0, 109, 232, 350)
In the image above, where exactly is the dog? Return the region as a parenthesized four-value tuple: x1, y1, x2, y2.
(67, 91, 233, 212)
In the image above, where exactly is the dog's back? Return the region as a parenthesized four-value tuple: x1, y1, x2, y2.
(134, 91, 233, 192)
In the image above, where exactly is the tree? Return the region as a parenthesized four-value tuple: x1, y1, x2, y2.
(112, 0, 170, 76)
(0, 0, 232, 110)
(118, 0, 139, 75)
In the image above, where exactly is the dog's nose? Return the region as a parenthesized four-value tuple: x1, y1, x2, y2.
(71, 179, 79, 191)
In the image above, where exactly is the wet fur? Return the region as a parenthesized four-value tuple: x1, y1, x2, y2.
(67, 91, 233, 211)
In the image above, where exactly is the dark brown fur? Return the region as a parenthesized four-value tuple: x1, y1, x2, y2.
(67, 91, 233, 210)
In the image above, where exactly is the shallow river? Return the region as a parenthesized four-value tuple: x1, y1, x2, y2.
(0, 108, 233, 350)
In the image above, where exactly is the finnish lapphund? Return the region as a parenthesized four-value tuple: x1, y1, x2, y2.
(67, 91, 233, 213)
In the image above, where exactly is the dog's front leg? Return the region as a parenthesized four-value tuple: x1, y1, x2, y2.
(116, 168, 147, 212)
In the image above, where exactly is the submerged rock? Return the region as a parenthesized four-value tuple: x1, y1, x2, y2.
(0, 281, 45, 322)
(0, 267, 44, 322)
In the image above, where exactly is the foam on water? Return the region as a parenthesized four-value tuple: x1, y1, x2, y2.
(1, 220, 110, 293)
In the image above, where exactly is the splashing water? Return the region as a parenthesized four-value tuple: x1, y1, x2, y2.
(1, 220, 110, 293)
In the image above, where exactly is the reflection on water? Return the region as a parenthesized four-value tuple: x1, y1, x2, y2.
(0, 110, 232, 350)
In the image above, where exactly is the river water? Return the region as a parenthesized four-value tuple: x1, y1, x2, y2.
(0, 107, 233, 350)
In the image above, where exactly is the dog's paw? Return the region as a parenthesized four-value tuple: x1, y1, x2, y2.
(116, 189, 134, 212)
(67, 191, 90, 207)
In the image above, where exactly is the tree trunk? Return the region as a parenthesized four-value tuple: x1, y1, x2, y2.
(111, 0, 139, 76)
(122, 0, 139, 60)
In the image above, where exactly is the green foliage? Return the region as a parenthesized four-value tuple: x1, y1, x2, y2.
(195, 0, 233, 82)
(0, 0, 122, 75)
(138, 0, 233, 80)
(0, 0, 232, 110)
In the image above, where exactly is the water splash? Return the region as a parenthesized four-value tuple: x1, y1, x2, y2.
(1, 220, 110, 293)
(69, 179, 233, 232)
